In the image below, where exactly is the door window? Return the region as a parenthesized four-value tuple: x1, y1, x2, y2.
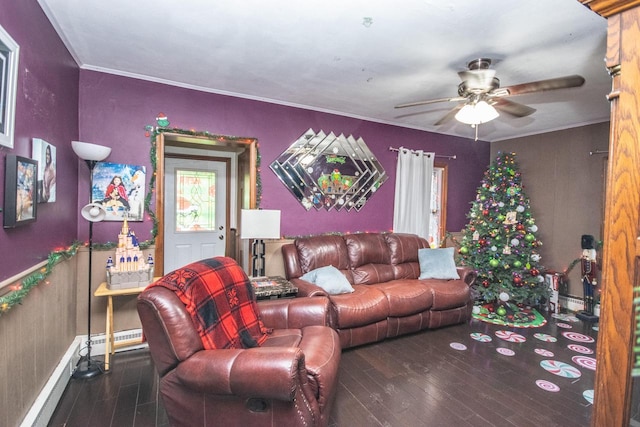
(175, 168, 217, 232)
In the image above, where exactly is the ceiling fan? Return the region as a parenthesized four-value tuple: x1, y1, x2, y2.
(395, 58, 585, 139)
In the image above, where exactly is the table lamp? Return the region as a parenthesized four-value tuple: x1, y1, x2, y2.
(240, 209, 281, 277)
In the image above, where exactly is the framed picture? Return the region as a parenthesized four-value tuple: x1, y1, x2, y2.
(4, 154, 38, 228)
(91, 162, 146, 221)
(32, 138, 57, 203)
(0, 25, 20, 149)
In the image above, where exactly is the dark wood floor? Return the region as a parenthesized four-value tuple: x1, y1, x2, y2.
(49, 312, 596, 427)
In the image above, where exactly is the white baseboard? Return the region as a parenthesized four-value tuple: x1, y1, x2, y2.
(20, 337, 82, 427)
(21, 329, 146, 427)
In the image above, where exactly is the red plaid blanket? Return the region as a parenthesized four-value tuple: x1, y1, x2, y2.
(148, 257, 269, 349)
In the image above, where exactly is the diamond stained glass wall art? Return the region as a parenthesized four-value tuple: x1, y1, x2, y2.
(270, 129, 387, 212)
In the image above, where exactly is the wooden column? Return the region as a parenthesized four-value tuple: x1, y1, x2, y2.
(579, 1, 640, 425)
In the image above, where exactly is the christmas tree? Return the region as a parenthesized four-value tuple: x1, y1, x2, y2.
(458, 152, 548, 308)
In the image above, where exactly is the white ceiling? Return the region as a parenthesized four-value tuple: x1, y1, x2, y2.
(37, 0, 610, 142)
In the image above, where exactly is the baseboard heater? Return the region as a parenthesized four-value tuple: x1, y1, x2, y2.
(21, 329, 146, 427)
(559, 294, 585, 312)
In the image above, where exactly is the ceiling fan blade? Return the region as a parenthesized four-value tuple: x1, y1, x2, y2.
(395, 96, 466, 109)
(458, 69, 497, 89)
(434, 104, 464, 125)
(492, 98, 536, 117)
(499, 75, 585, 96)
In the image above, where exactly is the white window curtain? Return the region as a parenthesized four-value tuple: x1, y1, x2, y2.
(392, 148, 434, 240)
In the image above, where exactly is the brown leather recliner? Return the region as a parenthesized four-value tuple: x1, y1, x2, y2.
(137, 259, 341, 427)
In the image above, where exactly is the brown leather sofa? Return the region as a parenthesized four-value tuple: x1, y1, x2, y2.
(138, 279, 340, 426)
(282, 232, 477, 349)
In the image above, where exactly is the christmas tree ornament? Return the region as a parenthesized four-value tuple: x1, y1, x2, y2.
(497, 306, 507, 316)
(489, 259, 500, 268)
(499, 292, 510, 302)
(511, 238, 520, 247)
(513, 260, 523, 268)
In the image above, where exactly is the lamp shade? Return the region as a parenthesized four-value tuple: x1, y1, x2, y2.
(72, 141, 111, 161)
(81, 203, 106, 222)
(240, 209, 281, 239)
(455, 101, 499, 125)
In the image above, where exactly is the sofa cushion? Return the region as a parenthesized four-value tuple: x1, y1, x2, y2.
(375, 280, 434, 317)
(418, 247, 460, 280)
(345, 233, 394, 285)
(385, 233, 429, 280)
(422, 279, 471, 310)
(328, 285, 390, 328)
(386, 233, 429, 264)
(300, 266, 354, 295)
(295, 235, 353, 282)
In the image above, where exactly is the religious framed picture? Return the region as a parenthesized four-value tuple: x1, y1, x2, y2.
(32, 138, 57, 203)
(91, 162, 146, 221)
(3, 154, 38, 228)
(0, 24, 20, 149)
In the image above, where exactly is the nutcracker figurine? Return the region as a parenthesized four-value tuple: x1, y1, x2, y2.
(577, 234, 599, 322)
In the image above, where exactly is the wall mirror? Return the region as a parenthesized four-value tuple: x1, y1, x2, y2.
(270, 129, 387, 211)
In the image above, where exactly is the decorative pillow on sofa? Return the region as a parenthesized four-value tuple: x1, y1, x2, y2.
(300, 265, 355, 294)
(418, 247, 461, 280)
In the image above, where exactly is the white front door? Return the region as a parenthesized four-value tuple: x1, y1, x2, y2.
(164, 157, 227, 273)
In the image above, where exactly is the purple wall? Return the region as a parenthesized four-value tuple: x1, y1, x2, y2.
(0, 0, 80, 281)
(0, 0, 489, 283)
(78, 71, 489, 243)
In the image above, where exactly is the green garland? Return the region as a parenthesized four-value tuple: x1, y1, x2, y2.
(144, 125, 263, 237)
(0, 242, 81, 316)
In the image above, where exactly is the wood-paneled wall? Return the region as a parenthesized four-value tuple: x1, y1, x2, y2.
(0, 258, 78, 427)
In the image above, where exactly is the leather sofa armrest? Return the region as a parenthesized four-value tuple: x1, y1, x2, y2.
(176, 347, 304, 401)
(289, 278, 329, 297)
(258, 297, 332, 329)
(457, 266, 477, 286)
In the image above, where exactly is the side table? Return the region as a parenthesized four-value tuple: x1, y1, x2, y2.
(251, 276, 298, 300)
(94, 282, 148, 370)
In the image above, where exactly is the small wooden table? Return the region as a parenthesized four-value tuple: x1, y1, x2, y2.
(94, 282, 148, 370)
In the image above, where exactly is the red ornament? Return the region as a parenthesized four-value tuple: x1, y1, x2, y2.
(482, 280, 489, 288)
(513, 276, 522, 284)
(482, 209, 489, 216)
(530, 268, 539, 276)
(516, 224, 525, 231)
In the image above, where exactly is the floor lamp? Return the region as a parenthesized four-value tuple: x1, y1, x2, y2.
(240, 209, 281, 278)
(72, 141, 111, 379)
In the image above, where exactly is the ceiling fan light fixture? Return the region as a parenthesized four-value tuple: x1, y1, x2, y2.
(455, 101, 499, 125)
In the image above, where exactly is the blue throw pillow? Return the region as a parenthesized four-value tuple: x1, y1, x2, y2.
(418, 247, 461, 280)
(300, 265, 354, 294)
